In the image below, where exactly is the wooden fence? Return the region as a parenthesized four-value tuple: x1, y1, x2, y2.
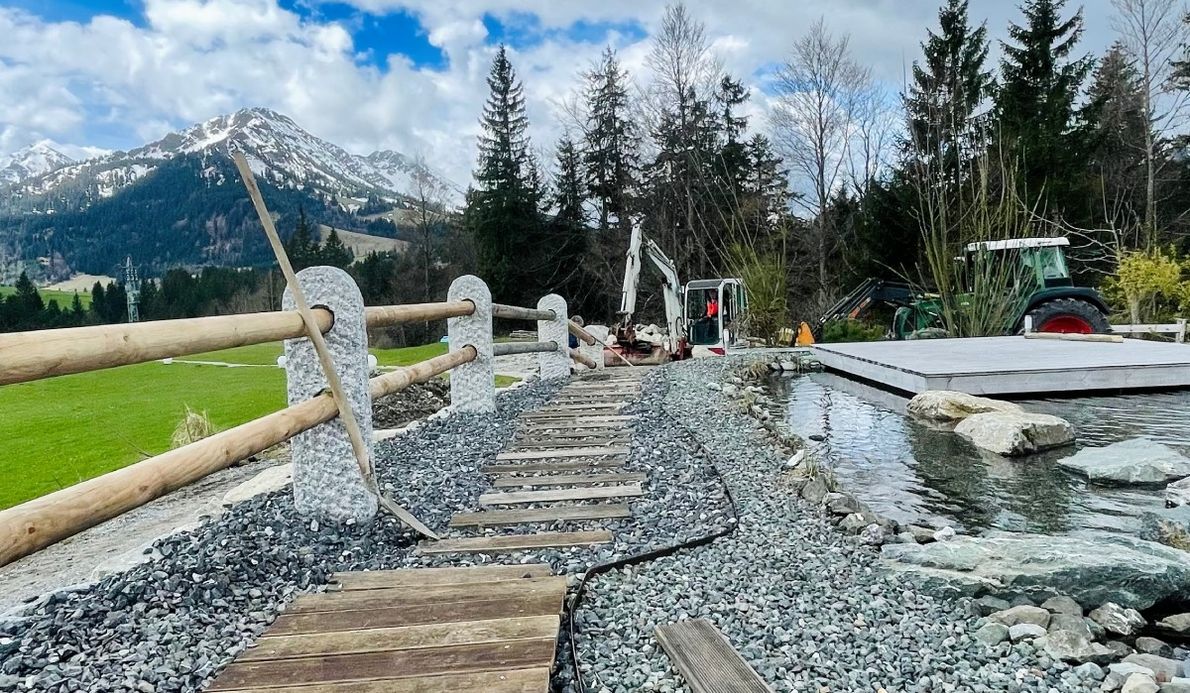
(0, 274, 601, 567)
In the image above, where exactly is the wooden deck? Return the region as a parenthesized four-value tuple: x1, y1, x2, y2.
(812, 336, 1190, 396)
(207, 564, 565, 692)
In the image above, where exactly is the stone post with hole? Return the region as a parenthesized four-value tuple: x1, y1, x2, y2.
(537, 294, 570, 380)
(447, 275, 495, 412)
(583, 324, 609, 370)
(282, 266, 377, 523)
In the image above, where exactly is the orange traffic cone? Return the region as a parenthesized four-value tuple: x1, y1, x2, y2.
(795, 321, 815, 346)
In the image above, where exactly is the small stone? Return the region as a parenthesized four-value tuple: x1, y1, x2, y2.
(838, 513, 868, 533)
(1073, 662, 1105, 680)
(1091, 602, 1147, 636)
(1160, 677, 1190, 693)
(933, 526, 957, 542)
(1041, 595, 1083, 616)
(800, 476, 828, 504)
(1009, 623, 1047, 641)
(976, 595, 1012, 615)
(1122, 672, 1161, 693)
(907, 525, 937, 543)
(859, 523, 887, 545)
(822, 492, 863, 515)
(1158, 613, 1190, 634)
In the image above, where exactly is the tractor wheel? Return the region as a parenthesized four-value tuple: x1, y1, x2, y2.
(1026, 298, 1111, 334)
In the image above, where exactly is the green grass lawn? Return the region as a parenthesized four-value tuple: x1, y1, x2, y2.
(0, 285, 92, 308)
(0, 340, 516, 509)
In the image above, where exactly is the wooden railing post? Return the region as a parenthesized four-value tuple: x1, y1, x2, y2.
(447, 275, 495, 412)
(283, 267, 377, 523)
(536, 294, 570, 379)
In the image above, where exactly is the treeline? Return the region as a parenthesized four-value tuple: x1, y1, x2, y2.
(463, 0, 1190, 324)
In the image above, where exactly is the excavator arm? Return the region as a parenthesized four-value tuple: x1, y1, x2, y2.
(617, 224, 685, 348)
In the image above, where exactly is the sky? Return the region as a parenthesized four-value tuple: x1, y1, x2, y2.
(0, 0, 1122, 187)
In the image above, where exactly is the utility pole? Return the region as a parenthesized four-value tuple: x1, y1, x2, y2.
(124, 256, 141, 323)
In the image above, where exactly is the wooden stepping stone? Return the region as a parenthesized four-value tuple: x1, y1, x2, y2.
(479, 484, 644, 506)
(450, 504, 632, 528)
(497, 447, 629, 461)
(481, 460, 626, 474)
(331, 564, 552, 590)
(492, 472, 646, 488)
(655, 619, 772, 693)
(415, 530, 613, 555)
(289, 577, 567, 615)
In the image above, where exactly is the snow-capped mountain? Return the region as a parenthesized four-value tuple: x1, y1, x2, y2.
(6, 108, 457, 207)
(0, 142, 74, 186)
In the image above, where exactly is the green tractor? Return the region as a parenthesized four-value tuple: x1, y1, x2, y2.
(819, 237, 1112, 340)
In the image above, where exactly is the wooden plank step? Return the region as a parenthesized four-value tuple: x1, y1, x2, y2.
(210, 668, 550, 692)
(534, 405, 624, 413)
(481, 460, 626, 474)
(289, 577, 568, 614)
(269, 593, 564, 636)
(518, 414, 634, 423)
(479, 484, 643, 506)
(208, 638, 556, 690)
(655, 619, 772, 693)
(517, 423, 630, 433)
(416, 531, 613, 555)
(331, 564, 552, 591)
(507, 439, 630, 450)
(242, 615, 559, 661)
(493, 472, 646, 488)
(449, 504, 632, 528)
(497, 447, 628, 461)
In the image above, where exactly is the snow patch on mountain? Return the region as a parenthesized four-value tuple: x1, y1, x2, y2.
(0, 142, 74, 186)
(6, 108, 458, 208)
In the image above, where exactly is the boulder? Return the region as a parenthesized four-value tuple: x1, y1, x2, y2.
(1048, 613, 1094, 640)
(1058, 439, 1190, 485)
(800, 476, 829, 504)
(953, 411, 1075, 456)
(1161, 678, 1190, 693)
(1167, 477, 1190, 507)
(974, 622, 1009, 646)
(1157, 613, 1190, 634)
(1041, 595, 1083, 616)
(1090, 602, 1147, 636)
(823, 492, 864, 515)
(879, 532, 1190, 610)
(906, 390, 1022, 423)
(1106, 640, 1138, 659)
(1039, 629, 1114, 664)
(1074, 662, 1106, 681)
(1123, 673, 1161, 693)
(989, 605, 1051, 628)
(1009, 623, 1047, 641)
(908, 525, 938, 544)
(1124, 654, 1183, 682)
(859, 523, 887, 545)
(976, 595, 1012, 616)
(1136, 637, 1174, 658)
(933, 526, 957, 542)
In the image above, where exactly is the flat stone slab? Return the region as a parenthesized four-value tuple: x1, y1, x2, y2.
(1058, 438, 1190, 485)
(881, 532, 1190, 609)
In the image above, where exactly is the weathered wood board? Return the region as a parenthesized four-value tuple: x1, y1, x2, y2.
(655, 619, 773, 693)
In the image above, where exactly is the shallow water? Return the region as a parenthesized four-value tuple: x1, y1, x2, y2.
(766, 373, 1190, 536)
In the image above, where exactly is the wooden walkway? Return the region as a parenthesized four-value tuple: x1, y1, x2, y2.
(417, 368, 651, 556)
(208, 564, 565, 692)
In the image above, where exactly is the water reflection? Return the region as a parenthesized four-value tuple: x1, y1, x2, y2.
(766, 373, 1184, 536)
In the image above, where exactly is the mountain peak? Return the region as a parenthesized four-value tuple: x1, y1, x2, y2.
(0, 141, 74, 186)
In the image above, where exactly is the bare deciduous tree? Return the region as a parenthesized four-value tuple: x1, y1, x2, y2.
(411, 154, 451, 303)
(770, 17, 873, 310)
(1111, 0, 1189, 241)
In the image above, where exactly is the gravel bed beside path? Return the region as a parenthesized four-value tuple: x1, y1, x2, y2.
(0, 367, 731, 693)
(568, 358, 1099, 693)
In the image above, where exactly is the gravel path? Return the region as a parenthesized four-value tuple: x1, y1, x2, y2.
(0, 368, 728, 693)
(567, 359, 1099, 693)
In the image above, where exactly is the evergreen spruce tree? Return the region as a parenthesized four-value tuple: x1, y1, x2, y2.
(12, 271, 43, 317)
(905, 0, 994, 177)
(1084, 43, 1149, 228)
(995, 0, 1094, 214)
(467, 45, 546, 305)
(549, 137, 594, 314)
(584, 47, 639, 238)
(286, 207, 317, 271)
(320, 228, 354, 269)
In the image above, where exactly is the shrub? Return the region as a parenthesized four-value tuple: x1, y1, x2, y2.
(822, 318, 885, 343)
(171, 406, 217, 449)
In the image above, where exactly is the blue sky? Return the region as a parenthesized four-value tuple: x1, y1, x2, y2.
(0, 0, 1119, 185)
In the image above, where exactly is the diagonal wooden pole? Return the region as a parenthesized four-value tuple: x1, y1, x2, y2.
(233, 152, 437, 540)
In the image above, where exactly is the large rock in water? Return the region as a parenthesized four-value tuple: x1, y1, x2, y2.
(1057, 438, 1190, 485)
(906, 390, 1022, 423)
(953, 411, 1074, 456)
(880, 532, 1190, 609)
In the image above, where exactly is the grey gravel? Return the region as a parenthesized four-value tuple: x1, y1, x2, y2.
(567, 358, 1095, 693)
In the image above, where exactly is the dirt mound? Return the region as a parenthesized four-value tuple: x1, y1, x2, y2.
(372, 377, 449, 428)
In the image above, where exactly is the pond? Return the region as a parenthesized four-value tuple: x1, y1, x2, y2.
(765, 373, 1190, 537)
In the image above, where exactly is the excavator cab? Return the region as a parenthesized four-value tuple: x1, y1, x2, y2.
(685, 278, 747, 357)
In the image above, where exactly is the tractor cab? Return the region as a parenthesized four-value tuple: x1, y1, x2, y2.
(963, 237, 1074, 291)
(685, 278, 747, 357)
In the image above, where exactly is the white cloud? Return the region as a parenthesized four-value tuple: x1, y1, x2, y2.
(0, 0, 1118, 188)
